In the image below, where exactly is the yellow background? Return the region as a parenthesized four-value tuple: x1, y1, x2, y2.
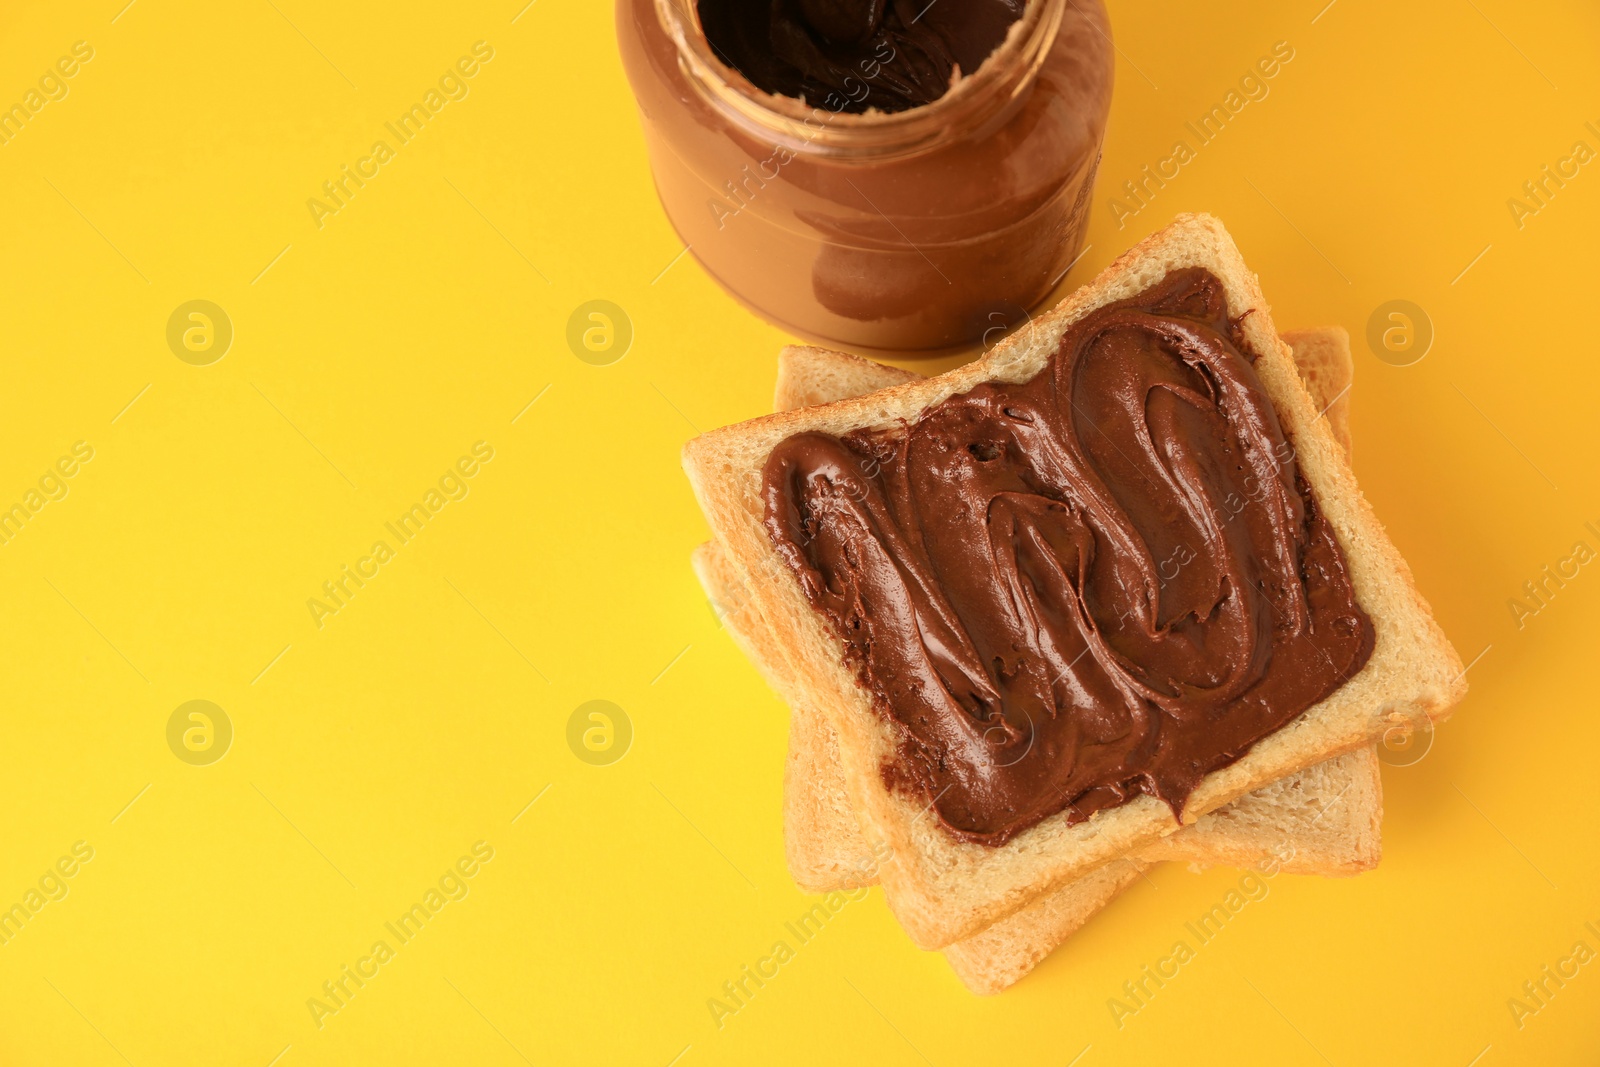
(0, 0, 1596, 1063)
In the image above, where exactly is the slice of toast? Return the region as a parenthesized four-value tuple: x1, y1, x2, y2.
(683, 214, 1465, 949)
(693, 329, 1376, 994)
(772, 345, 921, 412)
(769, 331, 1378, 891)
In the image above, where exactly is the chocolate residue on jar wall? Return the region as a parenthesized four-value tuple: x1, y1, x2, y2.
(761, 269, 1375, 846)
(697, 0, 1026, 113)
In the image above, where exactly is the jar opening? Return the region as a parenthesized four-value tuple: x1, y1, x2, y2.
(654, 0, 1065, 160)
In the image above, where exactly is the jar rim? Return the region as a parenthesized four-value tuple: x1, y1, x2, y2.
(654, 0, 1067, 161)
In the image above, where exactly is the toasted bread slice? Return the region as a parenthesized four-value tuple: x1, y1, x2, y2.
(772, 345, 920, 412)
(698, 330, 1377, 992)
(694, 329, 1376, 993)
(768, 329, 1377, 890)
(683, 215, 1465, 948)
(700, 331, 1379, 992)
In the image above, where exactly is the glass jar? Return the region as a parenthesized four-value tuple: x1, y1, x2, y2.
(616, 0, 1114, 353)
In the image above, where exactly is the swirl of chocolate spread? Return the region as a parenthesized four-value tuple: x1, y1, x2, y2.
(761, 269, 1375, 846)
(696, 0, 1026, 113)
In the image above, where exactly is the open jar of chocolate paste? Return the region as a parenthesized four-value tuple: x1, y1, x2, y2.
(617, 0, 1114, 353)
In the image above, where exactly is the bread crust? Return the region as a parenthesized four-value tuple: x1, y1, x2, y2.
(942, 859, 1150, 995)
(683, 214, 1465, 949)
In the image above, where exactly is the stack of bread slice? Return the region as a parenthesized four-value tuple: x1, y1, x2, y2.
(684, 215, 1465, 993)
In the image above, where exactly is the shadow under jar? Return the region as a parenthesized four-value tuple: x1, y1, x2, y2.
(617, 0, 1114, 354)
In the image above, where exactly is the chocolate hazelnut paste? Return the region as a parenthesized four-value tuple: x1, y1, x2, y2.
(761, 269, 1375, 845)
(697, 0, 1025, 113)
